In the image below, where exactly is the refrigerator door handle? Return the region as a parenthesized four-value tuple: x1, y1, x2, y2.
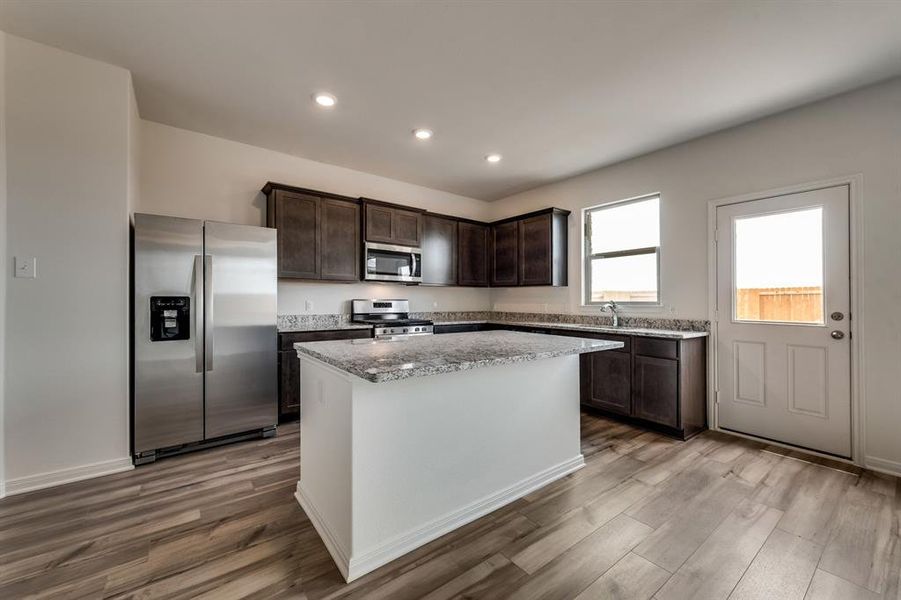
(204, 254, 214, 371)
(193, 255, 204, 373)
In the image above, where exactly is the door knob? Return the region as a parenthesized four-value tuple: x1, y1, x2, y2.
(831, 330, 845, 340)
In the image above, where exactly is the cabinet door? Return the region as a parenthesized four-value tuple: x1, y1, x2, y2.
(392, 208, 422, 247)
(519, 213, 553, 285)
(633, 355, 679, 428)
(583, 350, 632, 415)
(321, 198, 360, 281)
(422, 215, 457, 285)
(275, 191, 320, 279)
(365, 204, 394, 244)
(457, 222, 490, 286)
(278, 350, 300, 420)
(491, 221, 519, 286)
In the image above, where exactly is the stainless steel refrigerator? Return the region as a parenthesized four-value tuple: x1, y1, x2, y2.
(132, 213, 277, 464)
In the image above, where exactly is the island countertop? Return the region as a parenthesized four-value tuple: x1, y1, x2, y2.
(294, 330, 623, 383)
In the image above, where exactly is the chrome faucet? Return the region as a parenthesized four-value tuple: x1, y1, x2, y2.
(600, 300, 620, 327)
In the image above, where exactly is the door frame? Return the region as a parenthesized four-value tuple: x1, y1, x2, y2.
(706, 174, 864, 466)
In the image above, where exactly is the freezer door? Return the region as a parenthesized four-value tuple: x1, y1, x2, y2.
(204, 221, 278, 438)
(133, 214, 205, 453)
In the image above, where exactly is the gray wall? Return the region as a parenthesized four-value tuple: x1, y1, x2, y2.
(0, 31, 7, 497)
(488, 78, 901, 474)
(3, 35, 133, 491)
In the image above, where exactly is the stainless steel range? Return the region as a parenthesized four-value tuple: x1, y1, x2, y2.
(351, 299, 434, 339)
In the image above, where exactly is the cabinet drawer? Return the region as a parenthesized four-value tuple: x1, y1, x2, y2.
(279, 329, 372, 350)
(633, 337, 678, 360)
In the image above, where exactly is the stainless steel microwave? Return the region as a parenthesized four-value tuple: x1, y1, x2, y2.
(364, 241, 422, 283)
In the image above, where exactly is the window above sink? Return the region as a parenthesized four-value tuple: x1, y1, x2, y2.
(583, 194, 660, 306)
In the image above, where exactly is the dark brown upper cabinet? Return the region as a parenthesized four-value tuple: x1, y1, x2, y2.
(490, 208, 569, 287)
(519, 213, 553, 285)
(457, 221, 490, 287)
(362, 199, 423, 247)
(320, 198, 361, 281)
(421, 214, 458, 286)
(490, 220, 519, 286)
(265, 181, 567, 288)
(264, 182, 360, 281)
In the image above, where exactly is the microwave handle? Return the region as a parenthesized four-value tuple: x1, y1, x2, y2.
(411, 252, 418, 277)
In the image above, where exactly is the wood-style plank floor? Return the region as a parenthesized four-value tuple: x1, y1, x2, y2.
(1, 413, 899, 600)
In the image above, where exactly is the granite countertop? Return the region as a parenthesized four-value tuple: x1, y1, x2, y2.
(432, 320, 708, 340)
(294, 330, 623, 383)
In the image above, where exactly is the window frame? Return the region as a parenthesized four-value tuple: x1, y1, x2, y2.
(582, 193, 662, 307)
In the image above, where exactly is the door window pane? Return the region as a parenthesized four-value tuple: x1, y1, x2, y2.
(589, 252, 658, 303)
(734, 207, 824, 324)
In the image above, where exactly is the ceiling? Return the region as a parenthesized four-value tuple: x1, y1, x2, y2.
(2, 1, 901, 201)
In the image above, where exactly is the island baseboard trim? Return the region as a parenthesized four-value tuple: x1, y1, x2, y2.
(295, 484, 351, 581)
(339, 453, 585, 582)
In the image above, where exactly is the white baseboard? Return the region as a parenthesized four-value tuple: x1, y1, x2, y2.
(295, 485, 351, 581)
(864, 455, 901, 477)
(297, 454, 585, 582)
(4, 456, 134, 496)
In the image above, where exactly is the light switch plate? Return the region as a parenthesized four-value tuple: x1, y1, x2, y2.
(15, 256, 37, 279)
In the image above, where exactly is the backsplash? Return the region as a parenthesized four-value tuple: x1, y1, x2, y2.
(408, 310, 494, 322)
(489, 311, 710, 332)
(279, 310, 708, 332)
(277, 313, 358, 331)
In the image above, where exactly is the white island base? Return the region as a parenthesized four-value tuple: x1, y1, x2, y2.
(295, 354, 584, 582)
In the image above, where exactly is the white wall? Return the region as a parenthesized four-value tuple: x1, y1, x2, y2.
(488, 78, 901, 473)
(139, 121, 493, 315)
(3, 35, 133, 491)
(0, 31, 7, 498)
(128, 75, 140, 215)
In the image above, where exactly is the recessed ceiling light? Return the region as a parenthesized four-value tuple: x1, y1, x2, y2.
(313, 92, 337, 108)
(413, 128, 433, 140)
(485, 154, 502, 163)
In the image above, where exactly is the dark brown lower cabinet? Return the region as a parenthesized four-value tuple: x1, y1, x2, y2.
(580, 335, 707, 440)
(278, 350, 300, 420)
(432, 322, 706, 439)
(277, 329, 373, 421)
(632, 355, 679, 428)
(581, 350, 632, 416)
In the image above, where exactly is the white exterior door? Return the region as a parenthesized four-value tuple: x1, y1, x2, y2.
(715, 185, 851, 457)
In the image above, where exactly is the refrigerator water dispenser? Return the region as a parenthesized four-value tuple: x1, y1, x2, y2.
(149, 296, 190, 341)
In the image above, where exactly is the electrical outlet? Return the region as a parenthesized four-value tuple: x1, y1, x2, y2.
(15, 256, 36, 279)
(432, 301, 439, 308)
(305, 300, 313, 312)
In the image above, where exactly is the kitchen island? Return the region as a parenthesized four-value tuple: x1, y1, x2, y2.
(293, 330, 622, 581)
